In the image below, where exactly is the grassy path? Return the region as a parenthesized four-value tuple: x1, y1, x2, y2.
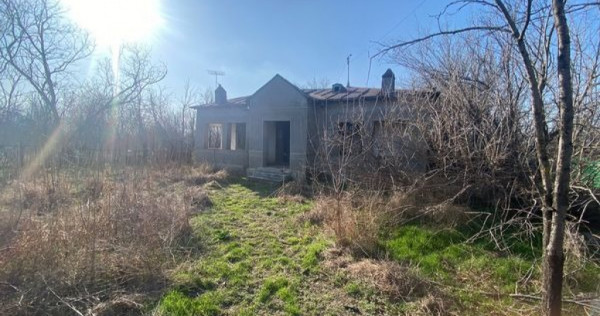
(156, 176, 600, 315)
(158, 179, 385, 315)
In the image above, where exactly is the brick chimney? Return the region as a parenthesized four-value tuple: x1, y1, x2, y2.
(215, 84, 227, 104)
(381, 68, 395, 96)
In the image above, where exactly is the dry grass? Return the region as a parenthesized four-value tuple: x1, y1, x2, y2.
(0, 164, 220, 315)
(386, 181, 471, 227)
(307, 179, 471, 258)
(182, 164, 228, 186)
(322, 246, 450, 315)
(348, 259, 427, 299)
(306, 193, 388, 257)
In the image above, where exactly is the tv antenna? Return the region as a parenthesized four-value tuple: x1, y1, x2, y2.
(207, 70, 225, 86)
(346, 54, 352, 87)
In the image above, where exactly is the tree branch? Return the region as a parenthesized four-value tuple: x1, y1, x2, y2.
(373, 26, 510, 59)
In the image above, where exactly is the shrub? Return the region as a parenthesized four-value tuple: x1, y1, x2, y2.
(310, 193, 387, 257)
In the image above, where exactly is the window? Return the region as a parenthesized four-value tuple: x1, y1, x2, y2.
(235, 123, 246, 150)
(208, 124, 222, 149)
(228, 123, 246, 150)
(337, 122, 362, 155)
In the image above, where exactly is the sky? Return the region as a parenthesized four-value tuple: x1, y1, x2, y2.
(66, 0, 471, 99)
(149, 0, 470, 98)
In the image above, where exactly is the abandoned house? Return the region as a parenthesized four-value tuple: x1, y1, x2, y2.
(192, 69, 427, 181)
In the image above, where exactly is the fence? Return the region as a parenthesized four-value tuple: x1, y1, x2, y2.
(0, 144, 194, 182)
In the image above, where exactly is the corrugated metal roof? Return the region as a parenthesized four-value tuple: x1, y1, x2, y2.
(304, 87, 406, 102)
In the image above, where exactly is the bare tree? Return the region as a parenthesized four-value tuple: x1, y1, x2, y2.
(377, 1, 598, 314)
(179, 80, 200, 159)
(0, 0, 93, 125)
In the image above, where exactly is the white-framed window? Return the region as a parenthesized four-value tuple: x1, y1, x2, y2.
(208, 123, 223, 149)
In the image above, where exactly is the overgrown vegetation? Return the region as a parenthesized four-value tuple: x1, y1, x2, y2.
(309, 185, 600, 315)
(0, 164, 224, 315)
(0, 0, 598, 314)
(0, 161, 598, 315)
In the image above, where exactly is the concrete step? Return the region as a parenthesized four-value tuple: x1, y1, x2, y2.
(247, 168, 293, 182)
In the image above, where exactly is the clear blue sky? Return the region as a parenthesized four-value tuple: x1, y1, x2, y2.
(151, 1, 459, 97)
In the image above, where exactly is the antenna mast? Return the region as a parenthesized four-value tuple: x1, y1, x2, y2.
(207, 70, 225, 86)
(346, 54, 352, 87)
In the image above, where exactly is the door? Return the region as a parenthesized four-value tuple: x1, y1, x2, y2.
(275, 121, 290, 166)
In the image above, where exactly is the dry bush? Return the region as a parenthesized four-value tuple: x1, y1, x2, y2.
(184, 186, 213, 214)
(298, 197, 328, 226)
(0, 165, 218, 315)
(387, 180, 471, 227)
(307, 193, 389, 257)
(308, 178, 472, 257)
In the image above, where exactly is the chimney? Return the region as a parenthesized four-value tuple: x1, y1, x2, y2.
(381, 68, 395, 96)
(215, 84, 227, 104)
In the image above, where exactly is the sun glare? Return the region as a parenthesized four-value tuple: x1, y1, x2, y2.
(62, 0, 163, 47)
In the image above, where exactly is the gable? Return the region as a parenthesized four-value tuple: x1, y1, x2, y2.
(249, 74, 308, 109)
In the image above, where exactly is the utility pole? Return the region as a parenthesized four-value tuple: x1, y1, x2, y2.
(346, 54, 352, 87)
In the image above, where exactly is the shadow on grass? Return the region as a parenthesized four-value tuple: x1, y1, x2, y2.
(218, 176, 283, 198)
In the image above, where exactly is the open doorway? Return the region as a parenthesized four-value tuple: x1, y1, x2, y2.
(264, 121, 290, 167)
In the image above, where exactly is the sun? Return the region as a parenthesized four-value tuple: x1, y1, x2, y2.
(61, 0, 164, 48)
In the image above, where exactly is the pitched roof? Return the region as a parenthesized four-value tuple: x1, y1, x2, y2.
(252, 74, 307, 99)
(191, 73, 421, 109)
(191, 87, 419, 108)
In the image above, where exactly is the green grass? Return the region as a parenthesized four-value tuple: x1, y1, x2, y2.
(384, 225, 535, 291)
(301, 239, 329, 271)
(382, 223, 600, 314)
(157, 178, 371, 315)
(160, 290, 222, 316)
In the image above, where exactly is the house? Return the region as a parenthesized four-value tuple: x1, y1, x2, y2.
(192, 69, 428, 181)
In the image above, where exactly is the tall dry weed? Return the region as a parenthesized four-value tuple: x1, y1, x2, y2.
(308, 177, 471, 258)
(307, 192, 388, 257)
(0, 164, 218, 315)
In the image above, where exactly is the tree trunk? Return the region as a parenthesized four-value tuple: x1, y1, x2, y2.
(542, 1, 575, 315)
